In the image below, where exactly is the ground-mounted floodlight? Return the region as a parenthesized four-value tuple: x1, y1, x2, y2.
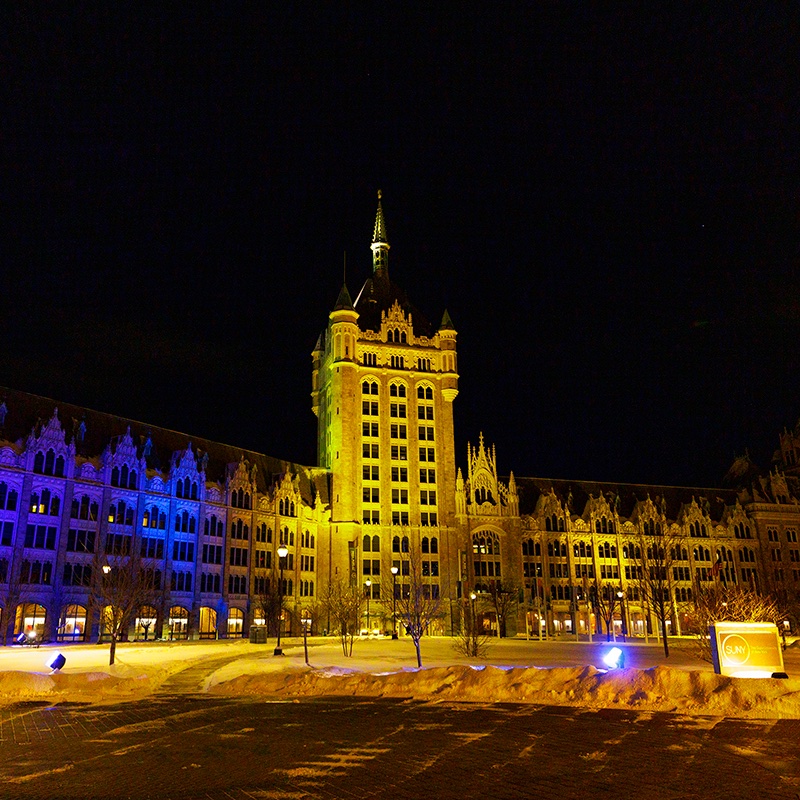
(46, 653, 67, 672)
(602, 647, 625, 670)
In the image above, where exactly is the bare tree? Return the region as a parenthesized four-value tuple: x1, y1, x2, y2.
(485, 581, 520, 638)
(590, 580, 622, 642)
(322, 579, 364, 657)
(294, 601, 323, 666)
(252, 577, 284, 643)
(0, 562, 23, 646)
(688, 585, 783, 662)
(451, 600, 491, 658)
(627, 528, 681, 657)
(389, 552, 443, 667)
(91, 545, 157, 666)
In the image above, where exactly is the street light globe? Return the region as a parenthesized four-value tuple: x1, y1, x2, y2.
(277, 545, 289, 559)
(390, 566, 398, 575)
(617, 590, 624, 599)
(469, 591, 477, 601)
(365, 579, 371, 587)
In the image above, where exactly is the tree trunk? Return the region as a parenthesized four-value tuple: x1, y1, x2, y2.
(109, 636, 117, 666)
(661, 618, 670, 657)
(414, 637, 422, 668)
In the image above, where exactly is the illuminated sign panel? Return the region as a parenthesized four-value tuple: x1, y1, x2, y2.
(709, 622, 784, 678)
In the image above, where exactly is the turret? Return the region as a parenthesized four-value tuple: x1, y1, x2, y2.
(329, 283, 359, 362)
(438, 309, 459, 401)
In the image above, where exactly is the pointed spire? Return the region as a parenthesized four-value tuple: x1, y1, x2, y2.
(333, 283, 355, 311)
(371, 189, 390, 279)
(439, 309, 455, 330)
(372, 189, 388, 245)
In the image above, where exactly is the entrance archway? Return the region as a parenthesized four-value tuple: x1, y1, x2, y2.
(135, 605, 158, 640)
(199, 606, 217, 639)
(59, 604, 87, 641)
(227, 607, 245, 637)
(15, 603, 47, 640)
(168, 606, 189, 640)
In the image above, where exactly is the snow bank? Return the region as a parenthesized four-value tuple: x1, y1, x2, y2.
(0, 668, 162, 702)
(208, 663, 800, 719)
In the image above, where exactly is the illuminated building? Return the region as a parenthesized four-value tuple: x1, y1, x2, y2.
(1, 193, 799, 642)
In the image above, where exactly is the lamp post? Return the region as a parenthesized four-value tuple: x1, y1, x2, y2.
(391, 566, 399, 639)
(365, 579, 371, 635)
(469, 590, 477, 639)
(274, 544, 289, 656)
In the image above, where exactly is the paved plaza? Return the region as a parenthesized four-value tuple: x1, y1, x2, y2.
(1, 694, 799, 799)
(1, 639, 799, 799)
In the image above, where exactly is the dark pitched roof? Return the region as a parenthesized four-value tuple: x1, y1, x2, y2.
(353, 274, 435, 337)
(0, 386, 329, 506)
(333, 283, 355, 312)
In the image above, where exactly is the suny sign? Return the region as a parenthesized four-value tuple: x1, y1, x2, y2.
(709, 621, 784, 678)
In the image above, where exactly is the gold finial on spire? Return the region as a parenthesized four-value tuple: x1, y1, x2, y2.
(377, 188, 382, 200)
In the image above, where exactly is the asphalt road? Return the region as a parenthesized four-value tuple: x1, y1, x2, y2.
(1, 693, 799, 800)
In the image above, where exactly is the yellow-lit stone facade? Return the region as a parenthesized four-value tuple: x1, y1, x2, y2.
(311, 195, 460, 631)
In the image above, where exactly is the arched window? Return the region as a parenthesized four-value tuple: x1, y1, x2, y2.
(392, 536, 400, 552)
(362, 380, 379, 395)
(0, 482, 18, 511)
(401, 536, 409, 553)
(371, 535, 379, 551)
(363, 534, 371, 552)
(168, 606, 189, 639)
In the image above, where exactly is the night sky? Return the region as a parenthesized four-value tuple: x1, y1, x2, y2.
(2, 7, 797, 488)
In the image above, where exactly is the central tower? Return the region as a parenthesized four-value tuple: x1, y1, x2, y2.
(311, 192, 459, 620)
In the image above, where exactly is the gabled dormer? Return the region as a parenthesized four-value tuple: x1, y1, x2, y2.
(275, 472, 300, 518)
(227, 455, 253, 509)
(679, 497, 711, 537)
(536, 488, 567, 532)
(381, 300, 412, 346)
(631, 494, 664, 535)
(24, 408, 75, 478)
(582, 493, 617, 534)
(170, 442, 203, 501)
(104, 427, 144, 490)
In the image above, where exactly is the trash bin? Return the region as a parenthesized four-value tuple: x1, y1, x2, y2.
(249, 626, 268, 644)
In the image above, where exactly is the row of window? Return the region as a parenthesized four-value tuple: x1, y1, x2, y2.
(362, 444, 437, 463)
(1, 484, 305, 530)
(390, 536, 439, 553)
(362, 382, 434, 400)
(525, 540, 762, 565)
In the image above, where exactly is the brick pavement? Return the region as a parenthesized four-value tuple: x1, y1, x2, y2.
(0, 697, 798, 799)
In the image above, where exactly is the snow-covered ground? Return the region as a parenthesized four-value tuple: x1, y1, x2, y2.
(1, 635, 799, 719)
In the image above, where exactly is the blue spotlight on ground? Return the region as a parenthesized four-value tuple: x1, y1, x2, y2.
(602, 647, 625, 669)
(46, 653, 67, 672)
